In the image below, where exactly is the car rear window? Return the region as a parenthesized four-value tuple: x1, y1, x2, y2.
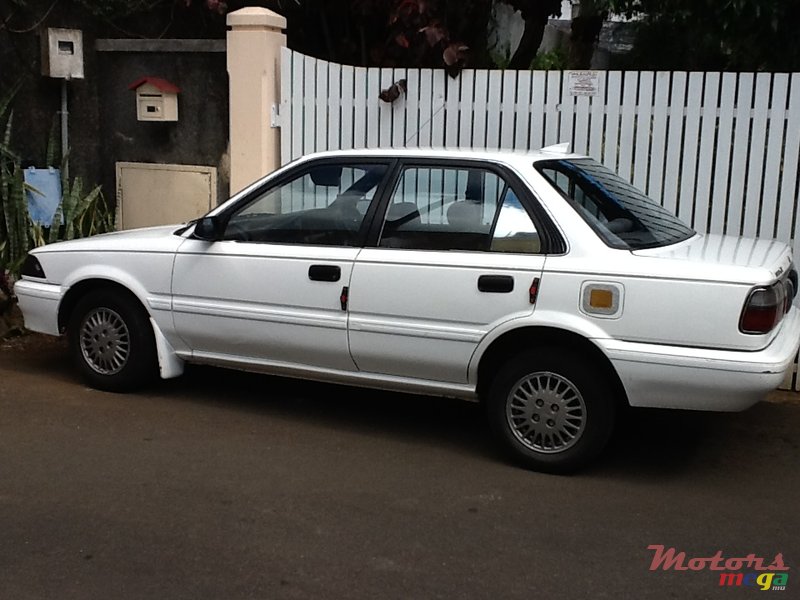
(536, 158, 695, 250)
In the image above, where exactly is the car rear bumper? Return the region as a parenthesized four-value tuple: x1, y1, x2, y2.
(600, 306, 800, 411)
(14, 279, 62, 336)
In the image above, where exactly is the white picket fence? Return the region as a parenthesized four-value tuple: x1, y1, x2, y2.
(279, 48, 800, 391)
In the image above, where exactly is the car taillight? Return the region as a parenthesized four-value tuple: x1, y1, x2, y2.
(740, 282, 786, 334)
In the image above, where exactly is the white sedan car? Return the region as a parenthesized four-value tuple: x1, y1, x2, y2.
(15, 147, 800, 473)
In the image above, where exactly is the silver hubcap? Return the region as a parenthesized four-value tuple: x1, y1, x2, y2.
(79, 308, 130, 376)
(506, 371, 586, 454)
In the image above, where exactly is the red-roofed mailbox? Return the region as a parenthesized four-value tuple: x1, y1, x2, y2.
(128, 77, 180, 122)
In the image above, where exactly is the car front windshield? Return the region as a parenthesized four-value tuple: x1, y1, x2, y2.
(536, 158, 695, 250)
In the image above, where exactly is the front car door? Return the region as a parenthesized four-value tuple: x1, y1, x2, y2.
(172, 159, 391, 372)
(348, 160, 560, 384)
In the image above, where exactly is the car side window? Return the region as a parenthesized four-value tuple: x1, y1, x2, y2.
(378, 165, 540, 253)
(222, 163, 388, 246)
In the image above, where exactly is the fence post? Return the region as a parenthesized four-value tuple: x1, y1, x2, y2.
(227, 7, 286, 194)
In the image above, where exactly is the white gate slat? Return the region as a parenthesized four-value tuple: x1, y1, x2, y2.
(280, 48, 293, 164)
(588, 72, 606, 161)
(694, 72, 720, 234)
(647, 71, 670, 201)
(558, 73, 574, 150)
(486, 70, 503, 149)
(779, 74, 800, 243)
(445, 72, 460, 147)
(709, 73, 736, 235)
(602, 72, 622, 170)
(316, 61, 329, 152)
(631, 71, 653, 191)
(530, 71, 546, 150)
(378, 69, 394, 147)
(573, 94, 590, 155)
(677, 72, 703, 226)
(472, 70, 489, 149)
(290, 52, 304, 161)
(458, 70, 475, 149)
(391, 68, 408, 149)
(662, 72, 686, 215)
(431, 70, 446, 147)
(404, 68, 420, 147)
(340, 65, 355, 151)
(760, 74, 789, 239)
(500, 70, 516, 149)
(416, 69, 434, 147)
(728, 73, 754, 235)
(366, 68, 381, 148)
(514, 71, 532, 151)
(303, 55, 317, 156)
(327, 62, 342, 152)
(742, 73, 771, 237)
(544, 71, 561, 147)
(617, 71, 638, 182)
(353, 66, 367, 149)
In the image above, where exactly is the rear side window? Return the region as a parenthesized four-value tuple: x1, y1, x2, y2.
(378, 165, 541, 254)
(536, 158, 695, 250)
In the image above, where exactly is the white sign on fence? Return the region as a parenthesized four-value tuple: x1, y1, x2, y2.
(567, 70, 600, 96)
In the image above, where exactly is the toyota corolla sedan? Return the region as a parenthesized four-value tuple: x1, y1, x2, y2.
(15, 146, 800, 473)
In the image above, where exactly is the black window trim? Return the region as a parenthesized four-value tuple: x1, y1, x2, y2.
(213, 156, 399, 248)
(363, 157, 567, 254)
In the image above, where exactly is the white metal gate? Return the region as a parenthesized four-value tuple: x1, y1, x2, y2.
(279, 48, 800, 390)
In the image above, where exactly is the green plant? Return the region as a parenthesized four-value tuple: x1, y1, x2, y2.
(530, 47, 568, 70)
(0, 81, 31, 277)
(1, 84, 115, 283)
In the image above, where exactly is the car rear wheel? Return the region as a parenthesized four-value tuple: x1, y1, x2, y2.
(68, 290, 157, 392)
(486, 348, 616, 474)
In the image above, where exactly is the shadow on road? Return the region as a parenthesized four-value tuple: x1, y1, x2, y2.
(3, 333, 797, 479)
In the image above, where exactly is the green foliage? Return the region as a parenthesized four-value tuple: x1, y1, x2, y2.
(530, 47, 568, 70)
(602, 0, 800, 71)
(0, 83, 115, 281)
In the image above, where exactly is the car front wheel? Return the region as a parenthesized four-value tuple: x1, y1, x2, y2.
(487, 348, 616, 474)
(68, 290, 157, 392)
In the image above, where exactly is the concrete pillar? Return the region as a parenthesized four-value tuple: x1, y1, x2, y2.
(227, 7, 286, 194)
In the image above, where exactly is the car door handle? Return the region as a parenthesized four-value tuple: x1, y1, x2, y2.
(478, 274, 514, 293)
(308, 264, 341, 282)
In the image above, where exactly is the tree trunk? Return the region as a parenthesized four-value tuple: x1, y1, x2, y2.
(508, 13, 548, 70)
(568, 14, 605, 69)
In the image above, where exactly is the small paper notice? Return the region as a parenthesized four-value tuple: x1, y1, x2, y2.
(567, 71, 600, 97)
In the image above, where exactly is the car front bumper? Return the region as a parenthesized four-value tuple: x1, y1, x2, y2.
(600, 306, 800, 411)
(14, 279, 62, 336)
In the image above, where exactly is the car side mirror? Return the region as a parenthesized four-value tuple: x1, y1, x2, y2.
(193, 216, 223, 241)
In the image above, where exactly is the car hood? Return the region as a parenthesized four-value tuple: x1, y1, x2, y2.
(632, 233, 794, 283)
(31, 224, 187, 254)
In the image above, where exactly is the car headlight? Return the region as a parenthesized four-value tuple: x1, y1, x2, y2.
(21, 254, 46, 279)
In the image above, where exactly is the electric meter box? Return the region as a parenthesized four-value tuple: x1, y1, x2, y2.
(128, 77, 180, 122)
(41, 28, 84, 79)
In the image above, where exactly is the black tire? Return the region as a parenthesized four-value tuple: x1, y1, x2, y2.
(486, 348, 616, 474)
(67, 289, 158, 392)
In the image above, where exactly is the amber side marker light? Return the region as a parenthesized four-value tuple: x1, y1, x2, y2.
(589, 288, 614, 309)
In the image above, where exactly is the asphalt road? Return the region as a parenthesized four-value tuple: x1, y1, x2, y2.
(1, 334, 798, 600)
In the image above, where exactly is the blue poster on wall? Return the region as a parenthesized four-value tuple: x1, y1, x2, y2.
(23, 167, 63, 227)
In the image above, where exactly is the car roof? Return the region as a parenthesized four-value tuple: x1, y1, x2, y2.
(295, 146, 588, 170)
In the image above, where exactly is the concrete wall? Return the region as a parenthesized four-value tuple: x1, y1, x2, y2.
(95, 39, 230, 205)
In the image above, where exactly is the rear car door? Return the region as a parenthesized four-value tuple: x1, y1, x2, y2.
(347, 160, 556, 383)
(172, 159, 391, 371)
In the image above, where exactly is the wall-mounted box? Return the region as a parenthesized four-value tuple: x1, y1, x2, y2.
(41, 28, 84, 79)
(128, 77, 180, 122)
